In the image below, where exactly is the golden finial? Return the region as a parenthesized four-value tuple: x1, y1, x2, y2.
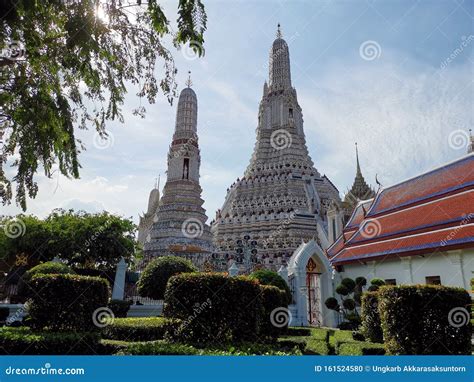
(276, 23, 282, 39)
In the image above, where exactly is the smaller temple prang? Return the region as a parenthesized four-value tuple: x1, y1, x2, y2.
(342, 143, 376, 221)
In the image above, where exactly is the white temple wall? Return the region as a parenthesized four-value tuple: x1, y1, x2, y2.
(337, 249, 473, 290)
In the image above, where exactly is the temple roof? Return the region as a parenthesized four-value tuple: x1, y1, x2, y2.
(328, 153, 474, 265)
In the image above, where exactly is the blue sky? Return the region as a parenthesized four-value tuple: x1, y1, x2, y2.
(3, 0, 473, 224)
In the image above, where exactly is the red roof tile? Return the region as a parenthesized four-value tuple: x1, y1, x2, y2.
(348, 190, 474, 245)
(367, 155, 473, 216)
(332, 224, 474, 264)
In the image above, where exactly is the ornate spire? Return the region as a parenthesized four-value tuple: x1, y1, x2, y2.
(155, 174, 160, 190)
(355, 142, 361, 175)
(269, 24, 291, 90)
(468, 129, 473, 154)
(344, 144, 375, 204)
(185, 70, 192, 88)
(175, 80, 197, 134)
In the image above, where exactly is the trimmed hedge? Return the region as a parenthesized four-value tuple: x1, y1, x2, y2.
(338, 341, 385, 355)
(117, 340, 299, 355)
(137, 256, 196, 300)
(18, 261, 74, 297)
(260, 285, 289, 339)
(285, 327, 312, 337)
(0, 327, 100, 355)
(249, 269, 292, 304)
(164, 273, 263, 344)
(378, 285, 471, 355)
(28, 274, 109, 331)
(278, 336, 330, 355)
(360, 292, 383, 343)
(108, 300, 131, 318)
(102, 317, 179, 342)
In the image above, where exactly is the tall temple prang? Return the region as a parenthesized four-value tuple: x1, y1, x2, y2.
(211, 25, 341, 272)
(142, 76, 213, 269)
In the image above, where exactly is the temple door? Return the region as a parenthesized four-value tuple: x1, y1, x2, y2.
(306, 258, 321, 326)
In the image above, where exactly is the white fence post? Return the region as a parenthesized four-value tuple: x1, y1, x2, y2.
(112, 257, 127, 300)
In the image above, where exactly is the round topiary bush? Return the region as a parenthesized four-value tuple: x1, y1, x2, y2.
(341, 278, 356, 293)
(137, 256, 197, 300)
(370, 278, 385, 287)
(335, 284, 349, 296)
(325, 297, 339, 311)
(343, 298, 356, 311)
(18, 261, 74, 297)
(249, 269, 292, 304)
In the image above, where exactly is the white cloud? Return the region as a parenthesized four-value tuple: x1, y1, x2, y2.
(298, 53, 473, 196)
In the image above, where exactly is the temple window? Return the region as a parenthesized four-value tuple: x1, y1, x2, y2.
(182, 158, 190, 179)
(425, 275, 441, 285)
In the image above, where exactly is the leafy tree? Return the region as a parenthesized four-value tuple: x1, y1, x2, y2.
(0, 209, 138, 270)
(0, 0, 206, 209)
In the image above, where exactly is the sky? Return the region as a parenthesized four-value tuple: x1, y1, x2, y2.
(2, 0, 473, 225)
